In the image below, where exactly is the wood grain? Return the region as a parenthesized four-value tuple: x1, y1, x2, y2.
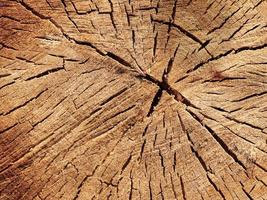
(0, 0, 267, 199)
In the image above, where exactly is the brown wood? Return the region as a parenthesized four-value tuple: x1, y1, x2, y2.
(0, 0, 267, 199)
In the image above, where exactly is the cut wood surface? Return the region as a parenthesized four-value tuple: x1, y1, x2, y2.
(0, 0, 267, 199)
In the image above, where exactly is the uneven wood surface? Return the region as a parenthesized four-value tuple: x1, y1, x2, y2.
(0, 0, 267, 199)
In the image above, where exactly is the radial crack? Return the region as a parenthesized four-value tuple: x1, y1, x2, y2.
(147, 88, 163, 117)
(186, 109, 247, 171)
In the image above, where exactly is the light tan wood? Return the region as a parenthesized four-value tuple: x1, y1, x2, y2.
(0, 0, 267, 199)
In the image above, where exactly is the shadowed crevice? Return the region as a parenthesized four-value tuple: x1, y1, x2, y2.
(147, 88, 163, 117)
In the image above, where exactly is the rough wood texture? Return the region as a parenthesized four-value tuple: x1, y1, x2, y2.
(0, 0, 267, 199)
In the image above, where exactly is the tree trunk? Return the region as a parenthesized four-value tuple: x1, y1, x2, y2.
(0, 0, 267, 199)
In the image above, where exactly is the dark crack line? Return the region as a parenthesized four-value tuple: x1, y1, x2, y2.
(220, 18, 250, 43)
(204, 0, 216, 14)
(100, 87, 129, 106)
(17, 0, 146, 76)
(159, 150, 166, 177)
(178, 111, 226, 199)
(180, 176, 186, 200)
(152, 18, 202, 45)
(178, 111, 211, 173)
(187, 49, 233, 73)
(0, 42, 17, 50)
(0, 123, 18, 135)
(26, 66, 65, 81)
(153, 32, 158, 61)
(3, 89, 48, 116)
(121, 154, 132, 174)
(148, 175, 153, 200)
(207, 7, 241, 35)
(138, 73, 198, 113)
(152, 18, 212, 56)
(253, 0, 265, 9)
(232, 90, 267, 102)
(72, 166, 99, 200)
(163, 44, 179, 83)
(170, 173, 178, 199)
(147, 88, 163, 117)
(186, 109, 247, 171)
(139, 139, 146, 161)
(207, 175, 226, 199)
(60, 0, 80, 32)
(107, 0, 118, 32)
(224, 115, 263, 131)
(241, 23, 260, 36)
(70, 38, 106, 56)
(187, 43, 267, 73)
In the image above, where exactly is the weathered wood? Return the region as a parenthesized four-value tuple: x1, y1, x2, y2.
(0, 0, 267, 199)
